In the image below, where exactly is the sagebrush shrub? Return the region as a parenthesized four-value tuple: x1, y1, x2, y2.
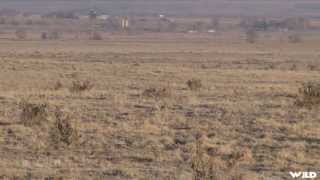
(191, 140, 216, 180)
(187, 79, 202, 91)
(69, 80, 94, 93)
(19, 100, 48, 126)
(296, 81, 320, 107)
(41, 32, 48, 40)
(50, 109, 77, 146)
(15, 29, 27, 39)
(91, 31, 103, 40)
(52, 80, 63, 90)
(245, 29, 258, 44)
(288, 33, 302, 43)
(142, 87, 171, 99)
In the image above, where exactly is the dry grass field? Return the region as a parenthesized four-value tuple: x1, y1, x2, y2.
(0, 36, 320, 179)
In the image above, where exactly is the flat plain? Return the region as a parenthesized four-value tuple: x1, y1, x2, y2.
(0, 36, 320, 179)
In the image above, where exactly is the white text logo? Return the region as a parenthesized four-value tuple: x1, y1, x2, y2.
(290, 172, 317, 179)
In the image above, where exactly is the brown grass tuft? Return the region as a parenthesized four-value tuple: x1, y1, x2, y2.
(288, 33, 302, 43)
(50, 108, 78, 147)
(296, 81, 320, 107)
(142, 87, 171, 99)
(187, 79, 202, 91)
(91, 31, 103, 40)
(52, 80, 63, 90)
(69, 80, 94, 93)
(19, 100, 48, 126)
(191, 139, 217, 180)
(15, 29, 27, 39)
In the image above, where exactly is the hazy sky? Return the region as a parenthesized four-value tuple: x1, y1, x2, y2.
(1, 0, 319, 17)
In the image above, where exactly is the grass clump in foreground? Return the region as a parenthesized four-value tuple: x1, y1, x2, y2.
(19, 100, 48, 126)
(191, 135, 258, 180)
(191, 139, 216, 180)
(50, 108, 78, 147)
(187, 79, 202, 91)
(52, 80, 63, 90)
(19, 99, 78, 148)
(69, 80, 94, 93)
(142, 87, 172, 99)
(296, 81, 320, 107)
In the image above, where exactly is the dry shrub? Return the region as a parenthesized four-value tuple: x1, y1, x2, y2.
(50, 108, 77, 147)
(308, 64, 317, 71)
(0, 17, 6, 24)
(288, 33, 302, 43)
(91, 31, 103, 40)
(15, 29, 27, 39)
(19, 99, 78, 148)
(187, 79, 202, 91)
(69, 80, 94, 93)
(245, 29, 258, 44)
(52, 80, 63, 90)
(41, 32, 48, 40)
(191, 138, 256, 180)
(19, 100, 48, 126)
(290, 64, 297, 71)
(296, 81, 320, 107)
(142, 87, 171, 99)
(49, 31, 61, 40)
(191, 140, 217, 180)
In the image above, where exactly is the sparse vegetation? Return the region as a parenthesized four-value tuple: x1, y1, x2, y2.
(41, 32, 48, 40)
(19, 100, 48, 126)
(69, 80, 94, 93)
(288, 33, 302, 43)
(296, 81, 320, 107)
(52, 80, 63, 90)
(50, 108, 77, 147)
(187, 79, 202, 91)
(308, 64, 317, 71)
(15, 28, 27, 39)
(91, 31, 103, 40)
(0, 19, 320, 179)
(49, 31, 61, 40)
(245, 29, 258, 43)
(142, 87, 171, 99)
(191, 139, 216, 180)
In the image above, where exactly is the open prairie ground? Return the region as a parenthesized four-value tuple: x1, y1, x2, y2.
(0, 36, 320, 179)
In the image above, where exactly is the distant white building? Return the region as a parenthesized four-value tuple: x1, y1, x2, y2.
(29, 14, 42, 20)
(79, 15, 89, 20)
(280, 28, 289, 33)
(188, 30, 197, 34)
(98, 15, 109, 20)
(121, 17, 129, 29)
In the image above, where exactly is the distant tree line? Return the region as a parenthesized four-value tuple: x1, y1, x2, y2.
(43, 11, 78, 19)
(241, 17, 309, 31)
